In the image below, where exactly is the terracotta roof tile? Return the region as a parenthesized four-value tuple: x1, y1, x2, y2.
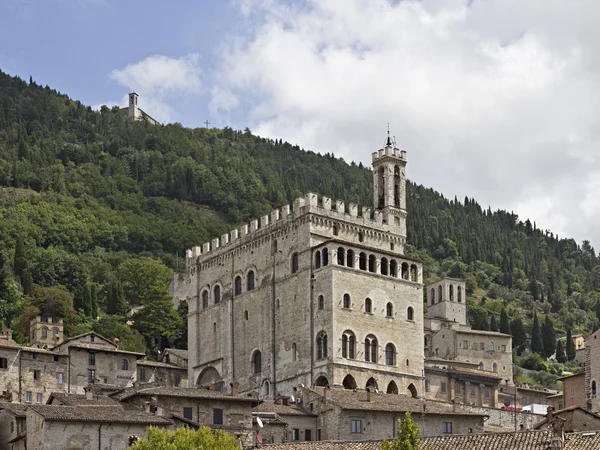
(0, 402, 28, 417)
(29, 405, 171, 425)
(47, 392, 123, 407)
(254, 401, 316, 417)
(111, 386, 258, 404)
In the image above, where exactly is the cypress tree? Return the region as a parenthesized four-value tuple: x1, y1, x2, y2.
(542, 315, 556, 358)
(511, 318, 527, 355)
(490, 315, 499, 332)
(596, 300, 600, 325)
(566, 328, 576, 361)
(91, 284, 99, 319)
(107, 279, 126, 315)
(82, 281, 92, 316)
(555, 340, 566, 363)
(500, 307, 511, 334)
(531, 313, 543, 355)
(13, 238, 27, 282)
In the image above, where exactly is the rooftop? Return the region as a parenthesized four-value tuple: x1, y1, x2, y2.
(111, 385, 258, 404)
(47, 392, 123, 407)
(138, 359, 186, 369)
(0, 402, 28, 418)
(29, 405, 171, 425)
(163, 348, 188, 360)
(254, 401, 316, 417)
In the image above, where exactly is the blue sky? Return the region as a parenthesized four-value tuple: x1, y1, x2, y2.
(2, 0, 600, 248)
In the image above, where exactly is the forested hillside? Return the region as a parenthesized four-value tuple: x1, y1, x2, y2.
(0, 70, 598, 377)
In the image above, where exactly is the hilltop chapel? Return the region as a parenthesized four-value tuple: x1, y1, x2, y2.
(176, 135, 511, 401)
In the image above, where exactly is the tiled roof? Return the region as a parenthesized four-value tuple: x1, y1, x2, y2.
(0, 402, 28, 418)
(557, 372, 585, 381)
(163, 348, 188, 360)
(425, 365, 503, 381)
(58, 331, 117, 348)
(533, 406, 600, 429)
(306, 388, 486, 416)
(259, 431, 600, 450)
(111, 386, 258, 404)
(254, 401, 316, 417)
(29, 405, 171, 425)
(138, 359, 186, 369)
(67, 344, 145, 356)
(47, 392, 123, 407)
(455, 328, 511, 337)
(0, 338, 22, 349)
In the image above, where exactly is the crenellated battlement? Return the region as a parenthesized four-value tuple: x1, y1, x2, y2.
(371, 144, 407, 163)
(185, 192, 405, 267)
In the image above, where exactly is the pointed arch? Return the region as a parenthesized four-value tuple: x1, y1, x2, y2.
(385, 343, 396, 366)
(366, 377, 378, 390)
(342, 374, 357, 390)
(315, 251, 321, 269)
(315, 375, 329, 387)
(457, 286, 462, 302)
(430, 288, 435, 305)
(401, 262, 409, 280)
(387, 380, 398, 394)
(197, 367, 221, 387)
(247, 270, 255, 291)
(407, 383, 418, 398)
(438, 285, 443, 303)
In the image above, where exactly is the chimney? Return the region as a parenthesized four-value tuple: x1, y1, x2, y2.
(2, 328, 12, 341)
(547, 406, 554, 423)
(156, 406, 164, 417)
(85, 388, 93, 401)
(282, 396, 290, 406)
(366, 388, 371, 402)
(144, 401, 151, 413)
(230, 381, 239, 397)
(113, 338, 119, 348)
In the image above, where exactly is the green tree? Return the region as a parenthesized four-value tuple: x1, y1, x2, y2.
(531, 313, 543, 355)
(133, 426, 240, 449)
(566, 328, 576, 361)
(499, 307, 510, 334)
(13, 238, 32, 294)
(90, 284, 99, 319)
(511, 318, 526, 355)
(382, 410, 420, 450)
(107, 278, 126, 315)
(555, 340, 566, 363)
(469, 305, 489, 331)
(490, 315, 499, 332)
(117, 258, 172, 306)
(596, 300, 600, 325)
(133, 294, 182, 350)
(541, 315, 556, 358)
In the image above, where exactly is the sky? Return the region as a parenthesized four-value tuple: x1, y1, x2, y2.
(1, 0, 600, 248)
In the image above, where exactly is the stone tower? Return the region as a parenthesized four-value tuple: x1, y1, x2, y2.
(30, 316, 64, 348)
(183, 134, 424, 401)
(128, 92, 139, 120)
(372, 132, 407, 237)
(425, 278, 467, 325)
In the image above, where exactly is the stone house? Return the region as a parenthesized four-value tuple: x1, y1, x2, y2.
(53, 331, 144, 394)
(180, 136, 425, 401)
(162, 347, 188, 368)
(0, 402, 27, 450)
(424, 359, 502, 408)
(111, 384, 258, 446)
(253, 399, 318, 444)
(534, 406, 600, 433)
(498, 383, 556, 410)
(26, 404, 170, 450)
(424, 278, 513, 384)
(548, 392, 564, 411)
(302, 387, 486, 440)
(137, 359, 188, 387)
(558, 372, 586, 409)
(585, 329, 600, 411)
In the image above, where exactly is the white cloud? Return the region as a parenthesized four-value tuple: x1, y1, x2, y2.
(212, 0, 600, 247)
(109, 54, 202, 123)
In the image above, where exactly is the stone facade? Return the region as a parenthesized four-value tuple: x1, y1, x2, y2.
(183, 137, 424, 400)
(137, 360, 188, 387)
(253, 399, 318, 444)
(534, 406, 600, 433)
(585, 329, 600, 410)
(30, 316, 63, 347)
(0, 403, 27, 450)
(559, 373, 586, 409)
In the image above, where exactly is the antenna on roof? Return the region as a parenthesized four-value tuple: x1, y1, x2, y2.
(256, 416, 264, 428)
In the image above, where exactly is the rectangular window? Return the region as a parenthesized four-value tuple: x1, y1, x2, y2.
(463, 341, 468, 349)
(570, 388, 574, 397)
(33, 370, 41, 381)
(456, 384, 461, 394)
(57, 373, 63, 384)
(480, 343, 484, 350)
(292, 429, 300, 441)
(25, 391, 32, 403)
(88, 352, 96, 366)
(317, 429, 322, 441)
(351, 420, 362, 433)
(441, 382, 447, 393)
(183, 407, 193, 420)
(501, 345, 506, 352)
(139, 368, 146, 382)
(305, 430, 312, 441)
(484, 389, 490, 399)
(175, 374, 181, 387)
(36, 393, 42, 404)
(0, 357, 7, 369)
(425, 380, 430, 392)
(443, 422, 452, 434)
(471, 387, 476, 397)
(88, 369, 95, 383)
(29, 353, 36, 360)
(213, 408, 223, 425)
(53, 355, 59, 362)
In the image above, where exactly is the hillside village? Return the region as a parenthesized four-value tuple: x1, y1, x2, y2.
(1, 115, 600, 450)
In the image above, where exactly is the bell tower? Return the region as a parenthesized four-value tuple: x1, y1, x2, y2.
(372, 130, 407, 237)
(128, 92, 139, 120)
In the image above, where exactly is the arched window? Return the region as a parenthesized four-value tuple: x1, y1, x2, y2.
(358, 231, 364, 243)
(359, 252, 367, 271)
(492, 362, 498, 373)
(407, 307, 414, 321)
(457, 286, 462, 302)
(365, 298, 372, 313)
(337, 247, 345, 265)
(438, 285, 443, 303)
(401, 263, 409, 280)
(234, 276, 242, 296)
(52, 328, 59, 336)
(449, 285, 454, 301)
(390, 260, 398, 277)
(410, 264, 418, 281)
(322, 248, 329, 266)
(385, 343, 396, 366)
(291, 252, 299, 274)
(365, 335, 377, 363)
(292, 343, 297, 362)
(381, 257, 388, 275)
(342, 331, 356, 359)
(387, 380, 399, 394)
(343, 374, 357, 390)
(202, 290, 209, 309)
(213, 285, 221, 304)
(368, 255, 376, 273)
(247, 271, 255, 291)
(317, 331, 328, 359)
(478, 361, 484, 370)
(489, 342, 495, 351)
(430, 288, 435, 305)
(244, 310, 249, 320)
(333, 224, 339, 236)
(318, 295, 324, 310)
(252, 351, 262, 375)
(593, 381, 597, 396)
(41, 327, 48, 338)
(121, 359, 129, 370)
(315, 251, 321, 269)
(343, 294, 351, 309)
(386, 302, 393, 318)
(347, 250, 355, 268)
(377, 166, 385, 208)
(394, 165, 401, 207)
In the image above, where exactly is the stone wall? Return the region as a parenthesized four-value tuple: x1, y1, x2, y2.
(20, 349, 68, 404)
(68, 347, 137, 394)
(456, 404, 543, 430)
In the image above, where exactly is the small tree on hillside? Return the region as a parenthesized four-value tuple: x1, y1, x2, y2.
(566, 328, 576, 361)
(531, 313, 543, 355)
(133, 426, 240, 449)
(490, 315, 499, 332)
(541, 315, 556, 358)
(499, 307, 511, 334)
(382, 410, 421, 450)
(555, 340, 566, 363)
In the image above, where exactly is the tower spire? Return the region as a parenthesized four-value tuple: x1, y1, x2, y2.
(386, 123, 392, 147)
